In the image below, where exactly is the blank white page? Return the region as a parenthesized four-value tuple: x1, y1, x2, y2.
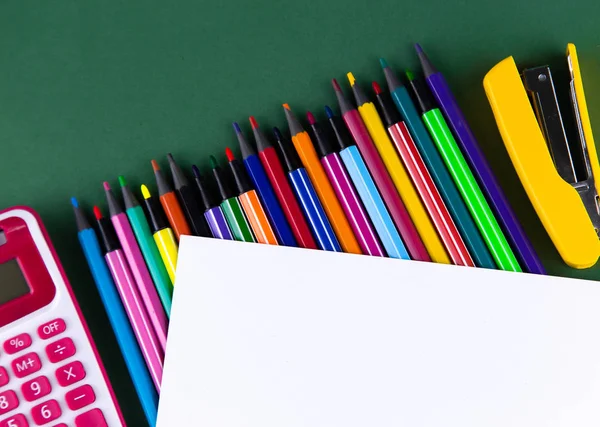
(157, 236, 600, 427)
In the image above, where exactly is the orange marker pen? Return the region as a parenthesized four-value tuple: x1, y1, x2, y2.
(151, 159, 191, 241)
(225, 147, 278, 245)
(282, 104, 362, 255)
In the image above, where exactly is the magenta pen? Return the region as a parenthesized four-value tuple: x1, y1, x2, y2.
(306, 111, 385, 257)
(93, 205, 164, 392)
(103, 182, 168, 353)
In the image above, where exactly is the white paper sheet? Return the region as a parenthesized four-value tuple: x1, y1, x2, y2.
(157, 236, 600, 426)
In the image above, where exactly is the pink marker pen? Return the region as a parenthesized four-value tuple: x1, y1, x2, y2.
(307, 111, 385, 257)
(103, 182, 168, 352)
(93, 206, 164, 391)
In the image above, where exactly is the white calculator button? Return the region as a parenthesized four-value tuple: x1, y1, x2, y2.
(0, 368, 9, 388)
(30, 400, 61, 425)
(3, 334, 32, 356)
(37, 320, 66, 341)
(21, 376, 52, 402)
(0, 413, 28, 427)
(11, 354, 42, 379)
(0, 390, 19, 416)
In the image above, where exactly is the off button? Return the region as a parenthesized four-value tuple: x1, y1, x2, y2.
(38, 318, 66, 340)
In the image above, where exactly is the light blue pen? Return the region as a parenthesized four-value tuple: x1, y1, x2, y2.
(71, 197, 158, 426)
(324, 106, 410, 260)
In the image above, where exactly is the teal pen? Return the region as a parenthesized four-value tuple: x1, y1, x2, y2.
(119, 176, 173, 315)
(325, 106, 410, 260)
(380, 58, 496, 269)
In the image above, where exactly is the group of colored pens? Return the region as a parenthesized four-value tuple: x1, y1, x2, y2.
(70, 44, 548, 426)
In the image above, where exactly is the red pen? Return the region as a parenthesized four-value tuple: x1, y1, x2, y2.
(372, 81, 473, 267)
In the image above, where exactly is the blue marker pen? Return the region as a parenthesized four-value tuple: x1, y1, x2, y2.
(324, 106, 410, 260)
(379, 59, 496, 269)
(71, 198, 158, 426)
(273, 127, 342, 252)
(233, 122, 297, 247)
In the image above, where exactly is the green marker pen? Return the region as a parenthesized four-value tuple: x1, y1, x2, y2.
(405, 71, 519, 271)
(119, 176, 173, 315)
(209, 156, 256, 243)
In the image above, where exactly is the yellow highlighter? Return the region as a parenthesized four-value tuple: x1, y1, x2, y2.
(141, 184, 179, 282)
(347, 72, 450, 264)
(484, 43, 600, 269)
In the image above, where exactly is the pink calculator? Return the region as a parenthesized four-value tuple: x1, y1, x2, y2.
(0, 207, 124, 426)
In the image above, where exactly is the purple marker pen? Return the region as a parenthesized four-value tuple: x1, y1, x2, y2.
(191, 165, 234, 240)
(307, 111, 385, 257)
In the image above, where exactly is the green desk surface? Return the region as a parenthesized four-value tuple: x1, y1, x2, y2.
(2, 0, 600, 424)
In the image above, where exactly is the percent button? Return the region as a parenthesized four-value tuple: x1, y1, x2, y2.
(3, 333, 32, 355)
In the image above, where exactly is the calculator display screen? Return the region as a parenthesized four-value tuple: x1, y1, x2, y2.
(0, 260, 31, 305)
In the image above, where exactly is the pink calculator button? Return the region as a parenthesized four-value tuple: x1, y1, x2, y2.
(45, 338, 75, 364)
(0, 413, 28, 427)
(0, 390, 19, 415)
(3, 334, 32, 355)
(65, 385, 95, 411)
(74, 408, 107, 427)
(21, 376, 52, 402)
(37, 320, 66, 341)
(31, 399, 61, 425)
(11, 353, 42, 379)
(0, 368, 9, 388)
(55, 361, 85, 387)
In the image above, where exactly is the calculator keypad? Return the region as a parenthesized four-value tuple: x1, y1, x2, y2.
(0, 317, 113, 426)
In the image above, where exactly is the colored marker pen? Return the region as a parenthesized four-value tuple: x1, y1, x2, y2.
(372, 81, 473, 267)
(380, 59, 496, 270)
(151, 159, 191, 241)
(347, 72, 449, 264)
(415, 44, 542, 274)
(209, 155, 256, 243)
(251, 116, 317, 250)
(332, 78, 427, 262)
(406, 70, 520, 271)
(282, 103, 362, 254)
(93, 205, 164, 392)
(191, 165, 234, 240)
(120, 176, 173, 315)
(72, 198, 158, 425)
(225, 146, 278, 245)
(233, 121, 296, 247)
(324, 106, 410, 260)
(307, 110, 384, 257)
(167, 153, 211, 238)
(141, 184, 179, 285)
(273, 127, 341, 252)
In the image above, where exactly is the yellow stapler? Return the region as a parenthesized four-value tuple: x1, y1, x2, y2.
(483, 43, 600, 269)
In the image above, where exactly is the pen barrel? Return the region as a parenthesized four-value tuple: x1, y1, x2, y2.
(342, 109, 429, 261)
(105, 250, 164, 392)
(221, 197, 256, 243)
(258, 147, 316, 249)
(387, 122, 473, 267)
(238, 190, 278, 245)
(243, 154, 296, 246)
(153, 228, 179, 284)
(288, 168, 341, 252)
(176, 185, 211, 238)
(127, 206, 173, 315)
(339, 147, 410, 260)
(159, 192, 192, 241)
(321, 153, 384, 257)
(204, 206, 234, 240)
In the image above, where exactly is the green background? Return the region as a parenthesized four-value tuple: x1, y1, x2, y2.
(2, 0, 600, 424)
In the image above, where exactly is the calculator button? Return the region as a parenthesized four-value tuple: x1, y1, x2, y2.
(3, 334, 32, 355)
(31, 400, 61, 425)
(37, 320, 66, 341)
(21, 376, 52, 402)
(0, 390, 19, 416)
(45, 338, 75, 364)
(74, 408, 107, 427)
(0, 368, 9, 388)
(11, 354, 41, 379)
(65, 385, 95, 411)
(55, 361, 85, 387)
(0, 413, 28, 427)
